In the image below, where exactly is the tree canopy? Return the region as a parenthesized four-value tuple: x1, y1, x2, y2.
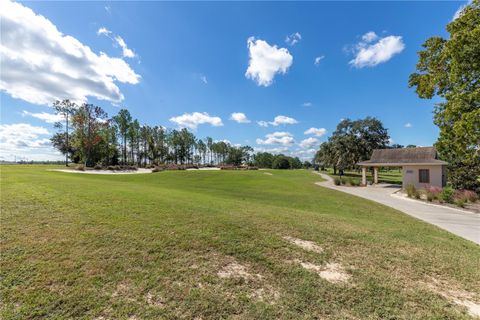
(409, 0, 480, 191)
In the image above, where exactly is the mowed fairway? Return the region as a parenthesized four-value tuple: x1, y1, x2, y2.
(1, 166, 479, 319)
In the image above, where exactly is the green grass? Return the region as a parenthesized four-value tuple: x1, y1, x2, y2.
(1, 165, 479, 319)
(324, 168, 403, 184)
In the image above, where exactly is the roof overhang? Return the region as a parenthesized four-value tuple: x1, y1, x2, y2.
(357, 162, 447, 167)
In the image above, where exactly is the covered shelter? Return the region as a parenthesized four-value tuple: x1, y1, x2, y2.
(357, 147, 447, 188)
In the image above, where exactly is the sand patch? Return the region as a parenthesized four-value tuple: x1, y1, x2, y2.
(146, 292, 165, 308)
(263, 172, 273, 176)
(424, 278, 480, 317)
(248, 286, 280, 304)
(295, 260, 350, 283)
(49, 168, 152, 175)
(284, 236, 323, 253)
(218, 261, 261, 280)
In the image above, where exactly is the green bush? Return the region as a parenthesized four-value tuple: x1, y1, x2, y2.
(333, 177, 342, 186)
(425, 191, 435, 202)
(405, 184, 416, 198)
(440, 186, 455, 203)
(454, 198, 466, 208)
(349, 178, 361, 186)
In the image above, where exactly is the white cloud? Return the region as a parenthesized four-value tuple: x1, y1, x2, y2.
(254, 146, 289, 154)
(304, 127, 327, 137)
(245, 37, 293, 87)
(169, 112, 223, 130)
(230, 112, 250, 123)
(299, 137, 319, 149)
(302, 102, 313, 107)
(0, 0, 140, 106)
(201, 75, 208, 84)
(270, 115, 298, 126)
(0, 123, 58, 160)
(404, 122, 412, 128)
(97, 27, 136, 58)
(257, 120, 269, 127)
(97, 27, 112, 36)
(285, 32, 302, 46)
(293, 148, 317, 159)
(22, 110, 63, 124)
(361, 31, 378, 43)
(114, 35, 136, 58)
(314, 55, 325, 66)
(349, 32, 405, 68)
(257, 115, 298, 127)
(256, 132, 295, 146)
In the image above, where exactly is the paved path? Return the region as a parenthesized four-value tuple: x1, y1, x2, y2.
(314, 172, 480, 245)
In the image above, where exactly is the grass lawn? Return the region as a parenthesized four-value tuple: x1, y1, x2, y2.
(1, 165, 479, 319)
(324, 168, 403, 185)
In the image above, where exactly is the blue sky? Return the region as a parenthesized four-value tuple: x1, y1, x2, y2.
(0, 1, 466, 161)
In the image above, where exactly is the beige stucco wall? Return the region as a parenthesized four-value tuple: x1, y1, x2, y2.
(402, 165, 446, 189)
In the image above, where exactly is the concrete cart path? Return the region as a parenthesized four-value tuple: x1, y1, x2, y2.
(314, 172, 480, 245)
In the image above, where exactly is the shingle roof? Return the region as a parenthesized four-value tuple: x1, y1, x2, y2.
(357, 147, 448, 166)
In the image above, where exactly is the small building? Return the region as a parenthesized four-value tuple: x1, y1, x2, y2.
(357, 147, 447, 189)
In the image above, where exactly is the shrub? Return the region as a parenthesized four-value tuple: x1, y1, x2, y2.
(405, 184, 416, 198)
(350, 178, 361, 186)
(427, 186, 442, 201)
(454, 198, 466, 208)
(152, 166, 164, 173)
(75, 164, 85, 171)
(462, 190, 478, 203)
(94, 163, 103, 170)
(425, 190, 435, 202)
(333, 177, 342, 186)
(440, 186, 455, 203)
(414, 190, 422, 199)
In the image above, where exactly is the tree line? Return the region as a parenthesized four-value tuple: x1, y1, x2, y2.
(50, 100, 253, 168)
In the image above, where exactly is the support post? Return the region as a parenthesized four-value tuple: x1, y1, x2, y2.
(373, 167, 378, 184)
(361, 167, 367, 186)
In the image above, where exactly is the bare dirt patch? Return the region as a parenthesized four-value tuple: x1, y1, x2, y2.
(248, 286, 280, 304)
(263, 172, 273, 176)
(295, 260, 350, 283)
(284, 236, 323, 253)
(146, 292, 165, 308)
(424, 278, 480, 317)
(217, 261, 261, 280)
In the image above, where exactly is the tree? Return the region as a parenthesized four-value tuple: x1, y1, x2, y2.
(253, 152, 274, 168)
(408, 0, 480, 191)
(113, 109, 132, 165)
(272, 155, 291, 169)
(53, 99, 77, 166)
(128, 119, 140, 165)
(71, 104, 108, 166)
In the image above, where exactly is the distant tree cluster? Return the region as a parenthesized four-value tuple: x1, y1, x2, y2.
(51, 100, 253, 167)
(313, 117, 390, 174)
(253, 152, 304, 169)
(409, 0, 480, 192)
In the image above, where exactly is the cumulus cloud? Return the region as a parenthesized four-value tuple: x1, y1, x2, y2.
(245, 37, 293, 87)
(299, 137, 319, 149)
(0, 0, 140, 106)
(258, 115, 298, 127)
(22, 111, 63, 124)
(302, 102, 313, 107)
(254, 146, 289, 154)
(285, 32, 302, 46)
(404, 122, 412, 128)
(0, 123, 51, 151)
(349, 31, 405, 68)
(169, 112, 223, 130)
(256, 132, 295, 146)
(314, 55, 325, 66)
(304, 127, 327, 137)
(230, 112, 250, 123)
